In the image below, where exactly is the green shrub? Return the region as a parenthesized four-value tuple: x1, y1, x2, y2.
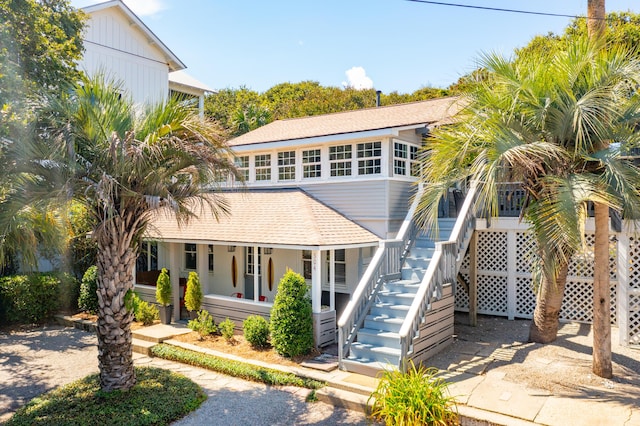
(269, 270, 313, 357)
(6, 367, 205, 426)
(135, 299, 159, 325)
(0, 274, 63, 323)
(219, 317, 235, 342)
(155, 268, 171, 306)
(54, 272, 80, 313)
(184, 271, 203, 312)
(151, 344, 324, 389)
(243, 315, 270, 348)
(78, 266, 99, 314)
(188, 310, 217, 338)
(368, 361, 458, 426)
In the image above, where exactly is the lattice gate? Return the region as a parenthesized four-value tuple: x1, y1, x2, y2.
(456, 221, 621, 328)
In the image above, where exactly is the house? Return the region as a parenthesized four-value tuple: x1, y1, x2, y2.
(79, 0, 212, 115)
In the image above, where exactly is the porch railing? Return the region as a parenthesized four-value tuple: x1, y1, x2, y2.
(398, 183, 478, 365)
(338, 185, 424, 366)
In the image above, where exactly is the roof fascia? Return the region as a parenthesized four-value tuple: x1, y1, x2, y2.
(144, 238, 379, 251)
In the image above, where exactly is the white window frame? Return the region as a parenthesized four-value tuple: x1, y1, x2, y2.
(329, 144, 353, 177)
(184, 243, 197, 271)
(278, 150, 296, 181)
(394, 141, 408, 176)
(410, 145, 420, 177)
(302, 148, 322, 179)
(326, 249, 346, 284)
(255, 154, 271, 181)
(208, 244, 214, 273)
(235, 155, 250, 182)
(357, 141, 381, 175)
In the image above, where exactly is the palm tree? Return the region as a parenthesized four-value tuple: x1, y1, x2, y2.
(1, 75, 239, 391)
(415, 37, 640, 352)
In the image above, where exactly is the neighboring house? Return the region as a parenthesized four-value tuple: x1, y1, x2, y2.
(80, 0, 212, 114)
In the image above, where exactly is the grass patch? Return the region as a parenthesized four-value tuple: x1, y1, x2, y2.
(151, 343, 325, 390)
(7, 367, 205, 426)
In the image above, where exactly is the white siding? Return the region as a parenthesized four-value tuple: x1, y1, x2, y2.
(80, 8, 169, 105)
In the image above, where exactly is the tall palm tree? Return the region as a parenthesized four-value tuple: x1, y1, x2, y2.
(1, 75, 240, 391)
(415, 37, 640, 351)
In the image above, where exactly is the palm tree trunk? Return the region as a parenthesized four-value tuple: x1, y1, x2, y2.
(529, 260, 570, 343)
(587, 0, 606, 39)
(95, 218, 137, 391)
(593, 203, 613, 378)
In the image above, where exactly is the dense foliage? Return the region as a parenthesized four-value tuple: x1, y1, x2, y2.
(6, 367, 205, 426)
(0, 273, 77, 323)
(243, 315, 270, 348)
(78, 265, 98, 314)
(184, 271, 203, 312)
(369, 362, 457, 425)
(218, 317, 236, 342)
(187, 309, 217, 338)
(269, 270, 313, 357)
(155, 268, 172, 306)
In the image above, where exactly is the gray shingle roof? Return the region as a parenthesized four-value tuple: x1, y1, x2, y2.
(228, 96, 462, 146)
(145, 189, 379, 247)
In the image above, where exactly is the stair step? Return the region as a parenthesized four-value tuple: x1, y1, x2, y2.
(132, 338, 156, 356)
(401, 267, 425, 281)
(383, 280, 420, 293)
(340, 358, 396, 377)
(370, 303, 410, 318)
(376, 291, 415, 306)
(357, 328, 401, 349)
(364, 315, 404, 333)
(349, 342, 401, 365)
(404, 256, 431, 269)
(315, 386, 371, 413)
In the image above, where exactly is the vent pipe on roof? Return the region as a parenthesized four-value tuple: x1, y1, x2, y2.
(376, 90, 381, 107)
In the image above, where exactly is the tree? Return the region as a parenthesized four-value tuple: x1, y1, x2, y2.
(415, 37, 640, 349)
(1, 75, 239, 391)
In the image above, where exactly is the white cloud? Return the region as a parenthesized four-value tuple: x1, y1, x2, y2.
(342, 66, 373, 90)
(123, 0, 166, 17)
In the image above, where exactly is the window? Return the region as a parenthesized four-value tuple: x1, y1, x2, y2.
(255, 154, 271, 181)
(302, 250, 312, 280)
(329, 145, 352, 177)
(302, 149, 321, 178)
(184, 243, 197, 270)
(235, 155, 249, 181)
(394, 142, 408, 176)
(278, 151, 295, 181)
(357, 141, 381, 175)
(327, 249, 346, 284)
(246, 247, 261, 275)
(410, 145, 420, 177)
(136, 241, 158, 272)
(208, 244, 214, 272)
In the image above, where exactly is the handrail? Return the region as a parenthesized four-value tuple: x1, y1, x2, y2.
(338, 184, 424, 368)
(398, 182, 478, 366)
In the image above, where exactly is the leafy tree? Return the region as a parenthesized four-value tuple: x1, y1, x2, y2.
(416, 37, 640, 358)
(1, 75, 240, 391)
(184, 271, 203, 313)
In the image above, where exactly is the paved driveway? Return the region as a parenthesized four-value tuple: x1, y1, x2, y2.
(0, 325, 367, 425)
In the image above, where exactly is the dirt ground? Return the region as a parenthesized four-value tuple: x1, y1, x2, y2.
(428, 313, 640, 396)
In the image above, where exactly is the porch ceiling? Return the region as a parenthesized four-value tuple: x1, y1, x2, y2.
(145, 189, 380, 247)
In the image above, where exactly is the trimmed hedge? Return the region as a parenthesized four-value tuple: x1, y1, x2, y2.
(0, 273, 78, 324)
(151, 343, 324, 389)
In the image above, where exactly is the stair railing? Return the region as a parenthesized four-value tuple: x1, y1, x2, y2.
(398, 182, 478, 366)
(338, 185, 424, 368)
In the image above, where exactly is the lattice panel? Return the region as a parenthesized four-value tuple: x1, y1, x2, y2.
(560, 280, 592, 322)
(455, 273, 470, 310)
(477, 274, 508, 315)
(516, 232, 535, 273)
(629, 237, 640, 290)
(629, 294, 640, 346)
(568, 234, 617, 280)
(477, 231, 507, 271)
(460, 250, 470, 271)
(515, 277, 536, 318)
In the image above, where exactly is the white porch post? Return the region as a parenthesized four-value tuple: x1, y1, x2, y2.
(311, 249, 322, 313)
(329, 249, 335, 311)
(170, 242, 181, 321)
(253, 245, 260, 302)
(197, 244, 208, 294)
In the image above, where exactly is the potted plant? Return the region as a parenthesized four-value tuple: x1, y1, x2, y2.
(155, 268, 172, 324)
(184, 271, 203, 320)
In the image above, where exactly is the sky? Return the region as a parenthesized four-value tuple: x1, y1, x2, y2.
(71, 0, 640, 94)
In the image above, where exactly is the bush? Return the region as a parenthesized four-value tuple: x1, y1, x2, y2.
(243, 315, 270, 348)
(55, 272, 80, 313)
(155, 268, 171, 306)
(151, 344, 324, 389)
(78, 266, 99, 314)
(135, 299, 159, 325)
(184, 271, 203, 313)
(0, 274, 64, 323)
(269, 270, 313, 357)
(187, 310, 217, 338)
(219, 317, 235, 342)
(368, 361, 458, 426)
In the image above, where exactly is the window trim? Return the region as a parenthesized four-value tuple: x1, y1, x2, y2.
(184, 243, 197, 271)
(357, 141, 382, 175)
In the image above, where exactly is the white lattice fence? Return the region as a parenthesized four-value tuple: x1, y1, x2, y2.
(456, 225, 618, 325)
(625, 236, 640, 347)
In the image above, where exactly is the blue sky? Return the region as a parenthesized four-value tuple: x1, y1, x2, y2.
(72, 0, 639, 94)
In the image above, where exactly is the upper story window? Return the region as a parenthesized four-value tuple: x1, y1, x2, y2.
(410, 145, 420, 177)
(235, 156, 249, 181)
(255, 154, 271, 181)
(329, 145, 352, 177)
(278, 151, 296, 181)
(302, 149, 321, 178)
(394, 142, 408, 176)
(184, 243, 197, 270)
(357, 141, 381, 175)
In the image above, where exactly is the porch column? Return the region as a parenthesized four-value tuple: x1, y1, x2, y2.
(170, 242, 181, 321)
(253, 245, 259, 302)
(329, 249, 335, 311)
(311, 249, 322, 313)
(197, 244, 208, 294)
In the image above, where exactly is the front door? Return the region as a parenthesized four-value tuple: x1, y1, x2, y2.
(244, 247, 262, 300)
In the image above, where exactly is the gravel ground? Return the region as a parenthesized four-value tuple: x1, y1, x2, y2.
(0, 324, 367, 425)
